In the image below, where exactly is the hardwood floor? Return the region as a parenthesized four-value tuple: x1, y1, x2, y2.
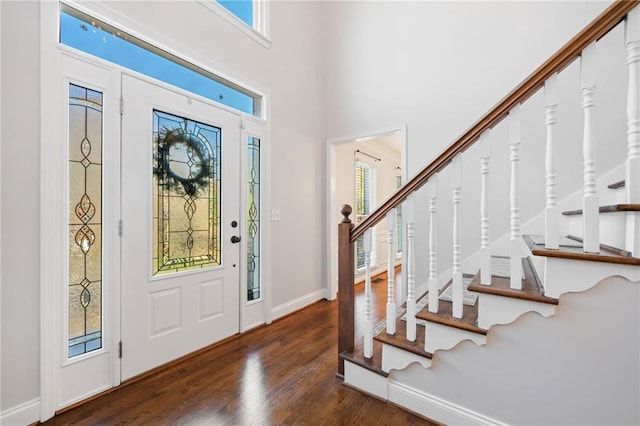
(44, 270, 434, 425)
(354, 267, 403, 341)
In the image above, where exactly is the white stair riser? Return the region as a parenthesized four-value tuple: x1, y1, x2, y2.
(424, 322, 486, 353)
(566, 214, 626, 249)
(476, 293, 556, 329)
(543, 256, 640, 298)
(381, 343, 431, 373)
(625, 212, 640, 257)
(344, 361, 388, 400)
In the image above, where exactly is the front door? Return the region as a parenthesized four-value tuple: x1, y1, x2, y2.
(121, 74, 241, 380)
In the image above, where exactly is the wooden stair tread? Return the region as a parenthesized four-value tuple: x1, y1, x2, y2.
(608, 180, 625, 189)
(468, 257, 558, 305)
(524, 234, 640, 265)
(562, 203, 640, 215)
(374, 317, 433, 359)
(416, 295, 487, 336)
(340, 339, 387, 377)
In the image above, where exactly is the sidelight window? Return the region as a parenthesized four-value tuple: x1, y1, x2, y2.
(68, 83, 103, 358)
(247, 137, 261, 301)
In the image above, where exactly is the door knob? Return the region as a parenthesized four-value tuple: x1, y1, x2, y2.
(231, 235, 241, 244)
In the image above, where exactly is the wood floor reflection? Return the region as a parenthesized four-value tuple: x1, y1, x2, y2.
(355, 266, 403, 341)
(44, 266, 433, 426)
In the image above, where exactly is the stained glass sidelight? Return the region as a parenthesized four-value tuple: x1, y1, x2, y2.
(153, 110, 222, 275)
(68, 83, 103, 358)
(247, 137, 261, 301)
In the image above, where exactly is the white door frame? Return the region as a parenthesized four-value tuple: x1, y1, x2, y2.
(325, 125, 408, 301)
(39, 1, 271, 420)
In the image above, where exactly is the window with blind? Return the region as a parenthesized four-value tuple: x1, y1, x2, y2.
(355, 161, 376, 270)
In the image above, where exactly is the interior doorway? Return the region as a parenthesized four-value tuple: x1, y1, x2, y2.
(326, 126, 407, 301)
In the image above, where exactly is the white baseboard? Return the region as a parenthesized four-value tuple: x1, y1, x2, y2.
(270, 289, 325, 320)
(0, 398, 40, 426)
(344, 361, 388, 400)
(388, 381, 506, 426)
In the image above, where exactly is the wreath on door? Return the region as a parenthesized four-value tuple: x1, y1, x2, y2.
(153, 128, 214, 197)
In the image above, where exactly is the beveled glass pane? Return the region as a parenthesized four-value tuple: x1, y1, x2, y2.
(153, 110, 221, 275)
(68, 83, 103, 358)
(247, 137, 260, 301)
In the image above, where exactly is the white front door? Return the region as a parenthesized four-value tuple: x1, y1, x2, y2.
(121, 74, 241, 380)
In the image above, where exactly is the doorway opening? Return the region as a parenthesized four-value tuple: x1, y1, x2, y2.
(326, 126, 407, 302)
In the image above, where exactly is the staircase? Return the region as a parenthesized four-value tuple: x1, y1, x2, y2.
(336, 2, 640, 424)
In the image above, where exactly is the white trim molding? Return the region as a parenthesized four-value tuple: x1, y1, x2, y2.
(40, 0, 63, 420)
(0, 398, 41, 426)
(270, 289, 324, 320)
(388, 381, 508, 426)
(0, 0, 3, 416)
(196, 0, 271, 49)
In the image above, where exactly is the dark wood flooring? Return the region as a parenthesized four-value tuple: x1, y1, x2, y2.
(43, 269, 434, 425)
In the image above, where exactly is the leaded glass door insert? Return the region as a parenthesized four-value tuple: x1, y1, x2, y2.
(247, 137, 260, 301)
(153, 110, 222, 275)
(68, 83, 103, 358)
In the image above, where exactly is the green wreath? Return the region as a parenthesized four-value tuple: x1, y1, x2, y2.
(154, 128, 213, 197)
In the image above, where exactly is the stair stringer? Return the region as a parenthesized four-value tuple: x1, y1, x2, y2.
(381, 342, 431, 373)
(424, 322, 486, 353)
(543, 256, 640, 298)
(475, 292, 556, 329)
(355, 275, 640, 425)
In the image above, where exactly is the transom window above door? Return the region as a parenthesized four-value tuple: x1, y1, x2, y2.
(59, 3, 264, 116)
(198, 0, 270, 47)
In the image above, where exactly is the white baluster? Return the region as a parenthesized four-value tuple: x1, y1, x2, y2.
(405, 193, 417, 342)
(451, 154, 463, 319)
(509, 106, 523, 289)
(479, 131, 491, 285)
(386, 209, 396, 335)
(427, 174, 439, 313)
(581, 42, 600, 253)
(363, 228, 373, 358)
(626, 8, 640, 256)
(545, 73, 560, 250)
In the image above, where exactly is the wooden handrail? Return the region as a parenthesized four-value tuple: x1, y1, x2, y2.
(350, 0, 639, 243)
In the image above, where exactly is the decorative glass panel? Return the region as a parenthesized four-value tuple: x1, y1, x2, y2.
(153, 110, 222, 275)
(68, 83, 103, 358)
(247, 137, 261, 301)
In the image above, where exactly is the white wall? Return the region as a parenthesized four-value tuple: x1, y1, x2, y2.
(1, 0, 326, 417)
(1, 0, 42, 414)
(391, 276, 640, 425)
(324, 1, 624, 286)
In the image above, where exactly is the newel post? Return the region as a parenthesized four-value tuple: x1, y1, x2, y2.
(337, 204, 355, 377)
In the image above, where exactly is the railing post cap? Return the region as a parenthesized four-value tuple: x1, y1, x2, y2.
(340, 204, 352, 223)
